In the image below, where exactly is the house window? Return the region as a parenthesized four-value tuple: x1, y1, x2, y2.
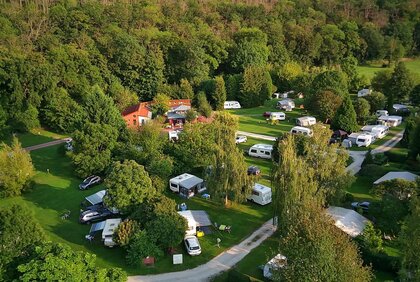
(133, 119, 137, 125)
(133, 114, 136, 117)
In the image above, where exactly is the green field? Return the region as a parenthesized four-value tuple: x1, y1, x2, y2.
(2, 128, 67, 147)
(356, 58, 420, 80)
(0, 144, 272, 275)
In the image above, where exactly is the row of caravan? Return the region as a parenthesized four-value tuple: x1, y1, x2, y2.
(347, 124, 390, 147)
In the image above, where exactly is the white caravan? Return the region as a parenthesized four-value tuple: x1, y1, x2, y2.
(169, 173, 206, 198)
(248, 144, 273, 159)
(375, 110, 388, 117)
(177, 211, 197, 236)
(277, 99, 295, 111)
(290, 126, 313, 137)
(102, 218, 122, 247)
(377, 115, 402, 127)
(357, 88, 372, 97)
(247, 183, 272, 205)
(356, 134, 373, 147)
(269, 112, 286, 121)
(224, 101, 241, 109)
(361, 125, 389, 139)
(296, 116, 316, 127)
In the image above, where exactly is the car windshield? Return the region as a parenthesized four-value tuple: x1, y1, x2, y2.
(190, 246, 200, 250)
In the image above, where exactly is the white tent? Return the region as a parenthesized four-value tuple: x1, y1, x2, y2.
(85, 190, 106, 205)
(326, 206, 369, 237)
(373, 171, 418, 185)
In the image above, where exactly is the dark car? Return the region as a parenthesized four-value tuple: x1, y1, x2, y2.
(351, 201, 370, 211)
(79, 175, 101, 190)
(247, 166, 261, 175)
(263, 112, 271, 118)
(79, 208, 113, 224)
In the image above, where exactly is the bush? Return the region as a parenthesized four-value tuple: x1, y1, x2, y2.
(227, 269, 250, 282)
(373, 153, 388, 165)
(359, 164, 387, 178)
(385, 150, 407, 163)
(359, 248, 400, 274)
(344, 192, 355, 203)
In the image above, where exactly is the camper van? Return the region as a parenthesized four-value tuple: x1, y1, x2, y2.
(248, 144, 273, 159)
(375, 110, 388, 117)
(269, 112, 286, 121)
(296, 116, 316, 127)
(361, 125, 389, 139)
(247, 183, 272, 205)
(377, 115, 402, 127)
(356, 134, 373, 147)
(224, 101, 241, 109)
(290, 126, 313, 136)
(169, 173, 206, 198)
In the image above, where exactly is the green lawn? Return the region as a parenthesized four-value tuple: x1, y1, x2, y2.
(356, 58, 420, 81)
(0, 144, 273, 275)
(3, 128, 67, 147)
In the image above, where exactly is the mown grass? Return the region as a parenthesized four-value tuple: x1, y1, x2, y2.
(2, 128, 67, 147)
(0, 144, 273, 275)
(356, 58, 420, 81)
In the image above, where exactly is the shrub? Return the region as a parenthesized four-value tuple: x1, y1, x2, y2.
(385, 150, 407, 163)
(227, 269, 250, 282)
(344, 192, 355, 203)
(359, 164, 386, 178)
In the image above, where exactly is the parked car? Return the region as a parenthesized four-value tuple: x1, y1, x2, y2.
(184, 235, 201, 256)
(351, 201, 370, 211)
(79, 208, 113, 224)
(247, 166, 261, 175)
(79, 175, 101, 190)
(263, 112, 271, 118)
(235, 135, 247, 144)
(64, 138, 73, 151)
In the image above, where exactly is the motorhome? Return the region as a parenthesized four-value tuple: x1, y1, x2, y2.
(290, 126, 313, 136)
(377, 115, 402, 127)
(375, 110, 388, 117)
(361, 125, 389, 139)
(247, 183, 272, 205)
(276, 99, 295, 111)
(248, 144, 273, 159)
(169, 174, 206, 198)
(269, 112, 286, 121)
(296, 116, 316, 127)
(356, 133, 373, 147)
(223, 101, 241, 109)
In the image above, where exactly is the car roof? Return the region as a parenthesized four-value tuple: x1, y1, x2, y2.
(185, 236, 199, 246)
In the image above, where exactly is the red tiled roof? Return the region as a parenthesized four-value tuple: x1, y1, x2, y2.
(122, 104, 140, 116)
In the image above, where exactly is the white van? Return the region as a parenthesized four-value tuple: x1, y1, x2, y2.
(356, 134, 373, 147)
(248, 144, 273, 159)
(375, 110, 388, 117)
(296, 116, 316, 127)
(224, 101, 241, 109)
(377, 115, 402, 127)
(247, 183, 272, 205)
(290, 126, 313, 137)
(361, 125, 389, 139)
(269, 112, 286, 121)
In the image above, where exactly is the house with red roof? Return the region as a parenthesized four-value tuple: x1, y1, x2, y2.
(122, 99, 192, 128)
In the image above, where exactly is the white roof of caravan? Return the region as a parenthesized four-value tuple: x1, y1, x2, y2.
(251, 144, 273, 150)
(373, 171, 418, 185)
(362, 125, 388, 131)
(170, 173, 203, 188)
(177, 210, 212, 227)
(378, 115, 402, 120)
(254, 183, 272, 194)
(270, 112, 285, 115)
(393, 104, 408, 110)
(224, 100, 240, 104)
(297, 116, 316, 121)
(85, 190, 106, 205)
(291, 126, 311, 131)
(348, 132, 362, 138)
(357, 133, 372, 139)
(326, 206, 369, 237)
(102, 218, 122, 238)
(358, 89, 371, 94)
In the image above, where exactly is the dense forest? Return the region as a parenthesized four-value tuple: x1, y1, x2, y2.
(0, 0, 419, 136)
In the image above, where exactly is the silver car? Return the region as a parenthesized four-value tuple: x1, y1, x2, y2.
(184, 236, 201, 256)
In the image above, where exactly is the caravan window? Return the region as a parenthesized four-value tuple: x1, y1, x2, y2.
(265, 151, 271, 156)
(250, 149, 257, 153)
(303, 132, 308, 135)
(358, 138, 365, 142)
(170, 183, 178, 188)
(292, 130, 297, 134)
(252, 190, 260, 196)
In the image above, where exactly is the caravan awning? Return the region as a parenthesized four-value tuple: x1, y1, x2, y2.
(85, 190, 106, 205)
(90, 220, 106, 233)
(180, 176, 203, 189)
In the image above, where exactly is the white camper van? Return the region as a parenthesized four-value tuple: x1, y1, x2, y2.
(377, 115, 402, 127)
(361, 125, 389, 139)
(269, 112, 286, 121)
(356, 134, 373, 147)
(224, 101, 241, 109)
(296, 116, 316, 127)
(290, 126, 313, 136)
(247, 183, 272, 205)
(248, 144, 273, 159)
(375, 110, 388, 117)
